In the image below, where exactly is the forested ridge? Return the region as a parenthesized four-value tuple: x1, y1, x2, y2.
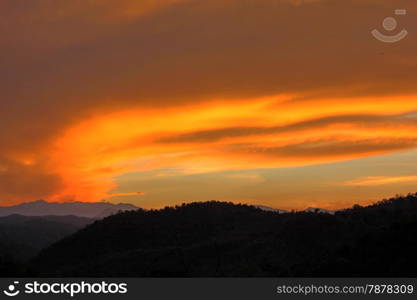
(23, 194, 417, 277)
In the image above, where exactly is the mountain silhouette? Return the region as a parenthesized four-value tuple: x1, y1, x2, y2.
(304, 207, 336, 214)
(0, 214, 94, 276)
(0, 200, 139, 218)
(254, 205, 288, 213)
(29, 194, 417, 277)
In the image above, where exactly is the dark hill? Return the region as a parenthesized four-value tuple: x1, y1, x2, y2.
(0, 214, 94, 276)
(31, 195, 417, 277)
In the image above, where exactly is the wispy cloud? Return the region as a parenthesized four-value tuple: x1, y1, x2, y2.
(343, 176, 417, 186)
(226, 173, 265, 182)
(107, 192, 145, 197)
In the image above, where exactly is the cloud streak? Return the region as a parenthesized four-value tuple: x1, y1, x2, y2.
(157, 113, 417, 144)
(344, 176, 417, 186)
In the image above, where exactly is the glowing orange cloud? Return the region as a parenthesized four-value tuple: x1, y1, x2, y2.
(44, 93, 417, 203)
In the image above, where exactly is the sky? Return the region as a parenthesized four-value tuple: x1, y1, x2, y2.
(1, 0, 417, 209)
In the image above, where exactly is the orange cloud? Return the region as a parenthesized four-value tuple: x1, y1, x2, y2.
(344, 176, 417, 186)
(108, 192, 145, 197)
(41, 94, 417, 202)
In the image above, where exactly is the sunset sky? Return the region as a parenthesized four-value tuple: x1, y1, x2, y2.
(1, 0, 417, 210)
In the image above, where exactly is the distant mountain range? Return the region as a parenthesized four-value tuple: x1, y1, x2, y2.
(304, 207, 336, 214)
(0, 200, 139, 218)
(254, 205, 288, 214)
(0, 214, 94, 264)
(0, 200, 335, 219)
